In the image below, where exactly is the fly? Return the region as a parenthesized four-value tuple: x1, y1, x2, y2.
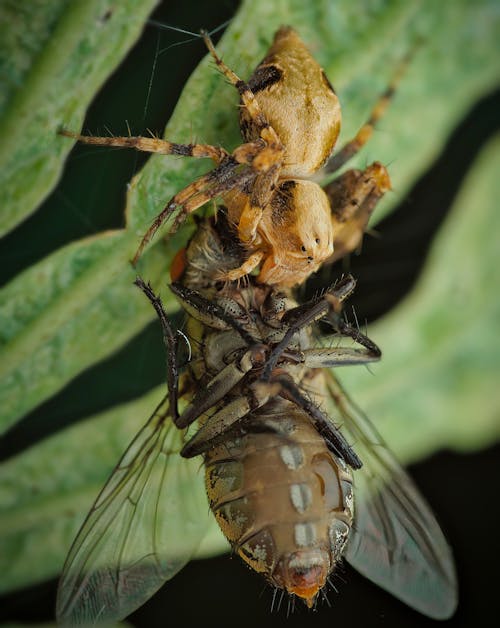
(56, 217, 457, 623)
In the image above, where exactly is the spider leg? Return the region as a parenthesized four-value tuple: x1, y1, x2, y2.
(324, 162, 391, 264)
(59, 129, 229, 163)
(238, 167, 283, 244)
(323, 51, 411, 174)
(180, 380, 281, 458)
(202, 32, 285, 244)
(217, 250, 265, 282)
(132, 162, 255, 264)
(202, 32, 281, 147)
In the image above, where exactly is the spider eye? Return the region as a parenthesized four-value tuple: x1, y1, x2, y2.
(315, 238, 320, 244)
(301, 245, 307, 252)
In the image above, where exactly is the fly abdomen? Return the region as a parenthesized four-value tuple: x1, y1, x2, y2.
(204, 400, 353, 606)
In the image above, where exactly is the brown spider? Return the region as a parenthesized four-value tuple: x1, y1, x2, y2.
(61, 27, 395, 287)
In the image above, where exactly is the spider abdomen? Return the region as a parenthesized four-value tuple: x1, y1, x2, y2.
(241, 26, 341, 177)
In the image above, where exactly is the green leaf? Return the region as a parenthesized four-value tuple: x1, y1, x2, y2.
(0, 386, 227, 593)
(1, 0, 498, 431)
(0, 0, 498, 429)
(0, 234, 176, 433)
(0, 0, 159, 236)
(1, 0, 499, 598)
(340, 134, 500, 463)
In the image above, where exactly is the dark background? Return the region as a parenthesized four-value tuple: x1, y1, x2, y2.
(1, 1, 499, 626)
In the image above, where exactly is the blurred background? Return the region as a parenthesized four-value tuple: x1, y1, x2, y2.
(1, 0, 499, 626)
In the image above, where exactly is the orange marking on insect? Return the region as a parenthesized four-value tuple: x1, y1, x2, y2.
(288, 572, 324, 608)
(170, 247, 187, 282)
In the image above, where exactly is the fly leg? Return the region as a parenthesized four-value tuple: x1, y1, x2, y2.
(299, 343, 380, 368)
(175, 345, 266, 429)
(134, 277, 179, 421)
(181, 369, 360, 463)
(170, 282, 256, 345)
(181, 380, 281, 458)
(290, 305, 381, 367)
(136, 278, 266, 432)
(273, 374, 362, 469)
(262, 275, 357, 380)
(167, 282, 275, 429)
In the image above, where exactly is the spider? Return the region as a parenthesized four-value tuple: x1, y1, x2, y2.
(61, 26, 395, 287)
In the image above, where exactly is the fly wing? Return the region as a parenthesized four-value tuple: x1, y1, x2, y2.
(325, 372, 458, 619)
(56, 397, 209, 625)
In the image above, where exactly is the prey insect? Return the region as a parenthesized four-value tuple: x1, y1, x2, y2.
(60, 26, 391, 287)
(57, 217, 457, 624)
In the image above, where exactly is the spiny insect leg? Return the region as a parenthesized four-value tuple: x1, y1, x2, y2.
(334, 318, 382, 358)
(299, 345, 380, 368)
(170, 282, 256, 345)
(262, 276, 357, 380)
(134, 277, 179, 421)
(274, 374, 362, 469)
(176, 357, 253, 429)
(181, 380, 280, 458)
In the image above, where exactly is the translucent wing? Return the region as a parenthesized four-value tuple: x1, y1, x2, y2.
(56, 397, 209, 626)
(325, 371, 458, 619)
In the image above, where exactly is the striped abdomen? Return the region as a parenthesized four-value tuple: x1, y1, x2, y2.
(204, 399, 354, 606)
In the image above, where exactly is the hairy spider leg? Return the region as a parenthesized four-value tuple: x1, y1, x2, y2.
(314, 51, 414, 265)
(324, 49, 412, 174)
(61, 31, 286, 269)
(202, 31, 285, 245)
(201, 31, 282, 150)
(58, 129, 230, 161)
(132, 163, 254, 264)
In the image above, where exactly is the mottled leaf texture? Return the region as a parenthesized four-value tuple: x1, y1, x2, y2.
(0, 0, 159, 235)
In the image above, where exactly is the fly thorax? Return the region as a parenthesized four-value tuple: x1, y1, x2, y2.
(203, 329, 247, 374)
